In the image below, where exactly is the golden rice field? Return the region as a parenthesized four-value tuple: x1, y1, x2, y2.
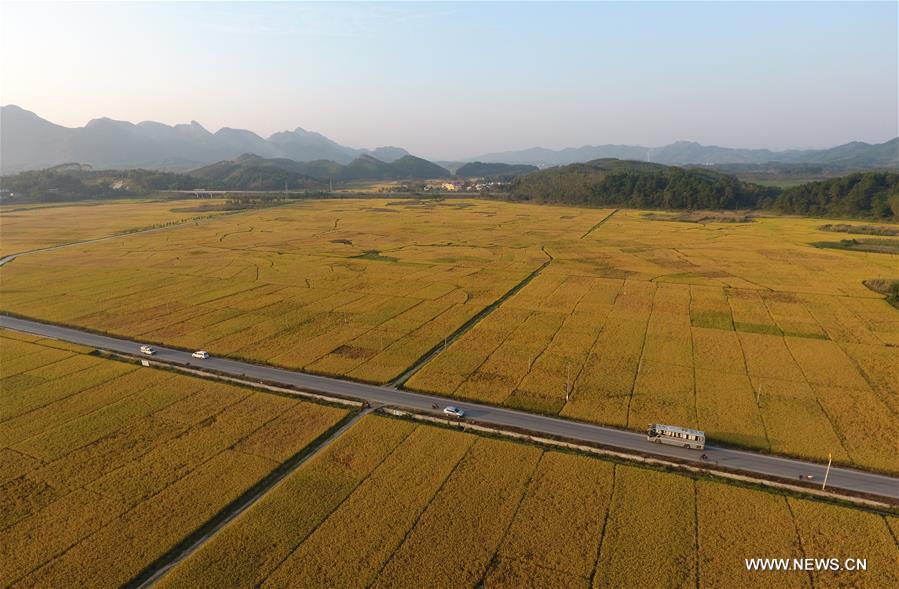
(0, 330, 350, 587)
(1, 199, 897, 471)
(0, 198, 229, 256)
(406, 209, 899, 472)
(157, 414, 899, 589)
(0, 199, 585, 383)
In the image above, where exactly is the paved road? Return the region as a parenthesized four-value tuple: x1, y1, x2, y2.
(3, 315, 897, 501)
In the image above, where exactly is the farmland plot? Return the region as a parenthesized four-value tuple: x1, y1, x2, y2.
(0, 331, 349, 587)
(1, 199, 597, 384)
(2, 200, 897, 471)
(407, 209, 898, 472)
(0, 198, 229, 256)
(159, 416, 899, 589)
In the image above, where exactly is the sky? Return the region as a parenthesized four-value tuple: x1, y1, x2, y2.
(1, 1, 897, 160)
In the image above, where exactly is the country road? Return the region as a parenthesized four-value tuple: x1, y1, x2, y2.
(2, 314, 897, 501)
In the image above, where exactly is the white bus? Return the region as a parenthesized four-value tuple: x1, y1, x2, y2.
(647, 423, 705, 450)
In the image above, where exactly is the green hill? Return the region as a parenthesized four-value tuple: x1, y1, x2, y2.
(191, 153, 450, 184)
(769, 172, 899, 219)
(188, 154, 323, 190)
(331, 154, 449, 181)
(384, 155, 451, 180)
(455, 162, 538, 179)
(509, 159, 773, 210)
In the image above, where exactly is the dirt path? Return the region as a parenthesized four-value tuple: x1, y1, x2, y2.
(390, 246, 555, 387)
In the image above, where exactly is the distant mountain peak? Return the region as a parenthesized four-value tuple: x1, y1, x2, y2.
(0, 106, 413, 173)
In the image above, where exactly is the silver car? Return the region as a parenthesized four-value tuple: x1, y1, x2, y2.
(443, 406, 465, 418)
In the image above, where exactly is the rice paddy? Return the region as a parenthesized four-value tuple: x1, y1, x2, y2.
(1, 199, 897, 471)
(158, 415, 899, 589)
(0, 198, 229, 256)
(0, 330, 350, 587)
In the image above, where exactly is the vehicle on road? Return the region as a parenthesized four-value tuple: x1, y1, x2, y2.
(443, 406, 465, 418)
(140, 345, 155, 355)
(647, 423, 705, 450)
(192, 350, 210, 359)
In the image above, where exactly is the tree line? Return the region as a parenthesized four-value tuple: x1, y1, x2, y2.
(509, 160, 898, 220)
(3, 161, 898, 220)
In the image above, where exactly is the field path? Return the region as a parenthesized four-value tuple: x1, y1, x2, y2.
(389, 246, 555, 387)
(128, 407, 370, 589)
(580, 208, 619, 239)
(0, 207, 249, 267)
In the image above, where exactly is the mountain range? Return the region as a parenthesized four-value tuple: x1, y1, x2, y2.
(472, 138, 899, 168)
(1, 105, 896, 174)
(0, 105, 409, 174)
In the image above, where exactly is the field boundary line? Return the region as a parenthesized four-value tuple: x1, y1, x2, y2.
(0, 210, 242, 267)
(365, 435, 479, 588)
(783, 495, 817, 588)
(587, 463, 617, 587)
(390, 246, 555, 387)
(378, 407, 897, 512)
(580, 208, 619, 239)
(780, 338, 856, 464)
(258, 422, 418, 587)
(502, 276, 590, 406)
(692, 479, 701, 589)
(477, 451, 548, 586)
(128, 407, 370, 589)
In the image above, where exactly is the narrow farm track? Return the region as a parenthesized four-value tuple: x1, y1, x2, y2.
(389, 246, 555, 387)
(580, 208, 619, 239)
(128, 407, 372, 589)
(0, 212, 232, 267)
(2, 315, 897, 502)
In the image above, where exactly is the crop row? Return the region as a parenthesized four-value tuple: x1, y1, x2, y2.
(159, 416, 899, 589)
(407, 264, 898, 471)
(0, 335, 349, 587)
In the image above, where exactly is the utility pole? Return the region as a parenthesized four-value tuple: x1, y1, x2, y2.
(821, 452, 832, 491)
(565, 361, 571, 402)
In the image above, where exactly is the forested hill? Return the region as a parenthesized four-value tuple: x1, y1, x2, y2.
(3, 157, 897, 220)
(190, 153, 451, 183)
(769, 172, 899, 219)
(455, 162, 538, 179)
(509, 159, 775, 210)
(188, 155, 323, 190)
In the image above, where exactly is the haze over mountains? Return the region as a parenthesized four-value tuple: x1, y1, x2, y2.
(472, 139, 899, 168)
(0, 105, 410, 174)
(1, 105, 896, 175)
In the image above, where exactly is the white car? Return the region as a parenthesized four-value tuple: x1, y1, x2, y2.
(443, 406, 465, 418)
(140, 345, 155, 355)
(192, 350, 210, 359)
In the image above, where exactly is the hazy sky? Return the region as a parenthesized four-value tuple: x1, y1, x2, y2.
(2, 1, 896, 159)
